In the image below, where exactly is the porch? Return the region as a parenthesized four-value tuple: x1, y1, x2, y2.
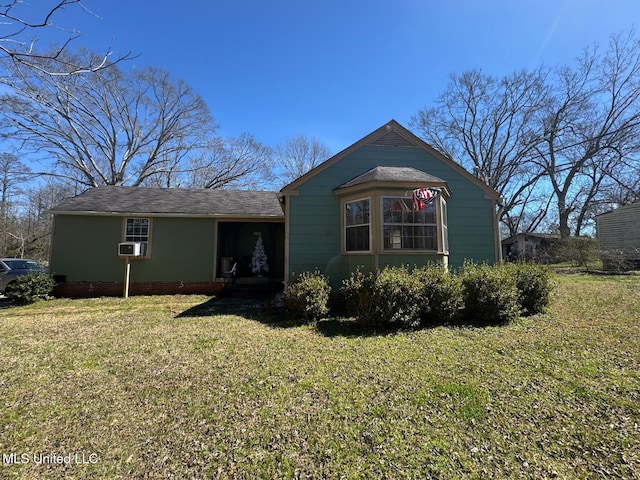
(216, 220, 285, 294)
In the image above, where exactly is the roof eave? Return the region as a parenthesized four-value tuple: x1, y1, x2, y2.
(334, 180, 451, 197)
(49, 210, 284, 220)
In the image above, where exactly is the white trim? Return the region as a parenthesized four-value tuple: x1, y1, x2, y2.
(122, 217, 152, 258)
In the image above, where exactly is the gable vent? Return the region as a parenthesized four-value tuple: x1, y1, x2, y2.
(370, 130, 415, 147)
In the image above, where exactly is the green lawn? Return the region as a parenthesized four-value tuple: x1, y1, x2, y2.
(0, 274, 638, 479)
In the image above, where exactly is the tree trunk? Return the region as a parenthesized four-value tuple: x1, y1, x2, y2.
(557, 194, 571, 238)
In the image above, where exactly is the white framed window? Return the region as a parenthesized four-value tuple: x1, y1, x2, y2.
(345, 198, 370, 252)
(382, 196, 437, 251)
(124, 218, 151, 256)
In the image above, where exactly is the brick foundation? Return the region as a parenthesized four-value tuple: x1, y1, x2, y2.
(53, 280, 224, 298)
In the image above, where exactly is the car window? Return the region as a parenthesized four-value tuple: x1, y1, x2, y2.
(26, 261, 44, 272)
(3, 260, 44, 271)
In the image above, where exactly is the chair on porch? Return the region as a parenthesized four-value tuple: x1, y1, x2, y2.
(222, 259, 237, 292)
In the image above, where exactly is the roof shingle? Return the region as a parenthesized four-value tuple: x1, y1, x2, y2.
(336, 166, 446, 189)
(50, 186, 284, 218)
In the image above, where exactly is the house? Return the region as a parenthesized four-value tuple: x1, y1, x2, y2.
(501, 233, 559, 263)
(280, 120, 501, 288)
(48, 120, 501, 296)
(49, 188, 285, 296)
(596, 201, 640, 270)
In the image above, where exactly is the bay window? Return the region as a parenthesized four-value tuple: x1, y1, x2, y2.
(382, 196, 437, 250)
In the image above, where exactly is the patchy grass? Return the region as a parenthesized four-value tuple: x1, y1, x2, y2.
(0, 276, 638, 479)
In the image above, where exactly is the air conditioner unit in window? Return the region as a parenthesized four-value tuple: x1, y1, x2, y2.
(118, 242, 142, 257)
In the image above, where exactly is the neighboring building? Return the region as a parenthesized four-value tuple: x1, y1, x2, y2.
(501, 233, 559, 263)
(49, 120, 501, 296)
(596, 201, 640, 271)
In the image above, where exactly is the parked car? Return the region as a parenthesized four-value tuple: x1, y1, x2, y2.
(0, 258, 47, 294)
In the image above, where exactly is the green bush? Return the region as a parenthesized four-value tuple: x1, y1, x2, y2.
(342, 262, 551, 330)
(550, 236, 600, 269)
(5, 273, 55, 305)
(413, 264, 464, 326)
(341, 268, 377, 322)
(372, 266, 424, 328)
(507, 262, 552, 315)
(342, 266, 424, 328)
(284, 270, 331, 323)
(460, 262, 519, 326)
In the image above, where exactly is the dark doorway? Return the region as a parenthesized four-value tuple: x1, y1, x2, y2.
(217, 221, 285, 286)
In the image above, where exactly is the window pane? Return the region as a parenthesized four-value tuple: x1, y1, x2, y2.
(383, 198, 413, 223)
(382, 196, 438, 251)
(345, 199, 370, 251)
(383, 226, 403, 249)
(346, 225, 370, 251)
(346, 199, 370, 226)
(126, 218, 149, 239)
(125, 218, 150, 254)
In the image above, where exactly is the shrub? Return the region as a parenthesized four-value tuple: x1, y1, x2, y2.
(284, 270, 331, 323)
(372, 266, 424, 328)
(550, 236, 600, 269)
(507, 262, 552, 315)
(342, 266, 423, 328)
(601, 247, 640, 272)
(342, 262, 550, 329)
(5, 273, 55, 305)
(460, 262, 519, 326)
(413, 264, 464, 326)
(341, 268, 377, 322)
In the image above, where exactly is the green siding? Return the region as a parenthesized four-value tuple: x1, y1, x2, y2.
(288, 145, 497, 285)
(50, 215, 123, 282)
(134, 217, 216, 282)
(51, 215, 216, 283)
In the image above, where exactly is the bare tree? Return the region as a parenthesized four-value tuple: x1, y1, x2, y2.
(411, 68, 549, 236)
(21, 178, 74, 260)
(0, 1, 130, 74)
(182, 133, 275, 190)
(533, 30, 640, 237)
(599, 161, 640, 206)
(0, 49, 217, 187)
(414, 29, 640, 239)
(274, 135, 332, 186)
(0, 152, 31, 256)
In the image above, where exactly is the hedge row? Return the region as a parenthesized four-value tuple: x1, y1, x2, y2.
(285, 262, 552, 327)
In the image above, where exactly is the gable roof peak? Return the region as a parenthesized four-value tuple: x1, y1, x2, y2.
(280, 119, 499, 200)
(367, 122, 416, 148)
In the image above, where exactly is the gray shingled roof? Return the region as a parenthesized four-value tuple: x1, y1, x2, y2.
(336, 166, 446, 189)
(50, 186, 284, 218)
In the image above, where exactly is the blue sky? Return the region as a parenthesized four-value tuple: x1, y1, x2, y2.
(42, 0, 640, 154)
